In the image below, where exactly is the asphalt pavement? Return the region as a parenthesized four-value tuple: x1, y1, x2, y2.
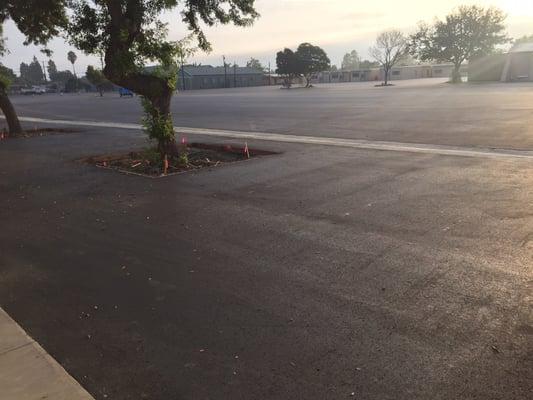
(0, 80, 532, 399)
(8, 78, 533, 150)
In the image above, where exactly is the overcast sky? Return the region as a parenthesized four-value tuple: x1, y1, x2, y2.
(2, 0, 533, 75)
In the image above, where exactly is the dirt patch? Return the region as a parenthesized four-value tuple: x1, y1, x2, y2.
(0, 127, 80, 139)
(82, 142, 278, 178)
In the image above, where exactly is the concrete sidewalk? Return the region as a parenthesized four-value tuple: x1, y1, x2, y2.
(0, 307, 94, 400)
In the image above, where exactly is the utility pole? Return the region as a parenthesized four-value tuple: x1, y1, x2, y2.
(233, 61, 237, 88)
(268, 62, 271, 86)
(223, 55, 227, 88)
(180, 54, 186, 91)
(42, 60, 47, 83)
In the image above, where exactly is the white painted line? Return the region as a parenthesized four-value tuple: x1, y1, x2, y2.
(6, 115, 533, 160)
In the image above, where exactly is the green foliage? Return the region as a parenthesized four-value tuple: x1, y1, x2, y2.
(0, 0, 67, 49)
(295, 43, 330, 86)
(276, 48, 299, 87)
(85, 65, 113, 94)
(359, 59, 379, 69)
(19, 56, 45, 85)
(141, 96, 174, 146)
(341, 50, 360, 70)
(64, 77, 79, 93)
(47, 59, 58, 80)
(246, 57, 264, 71)
(410, 5, 509, 82)
(277, 43, 330, 86)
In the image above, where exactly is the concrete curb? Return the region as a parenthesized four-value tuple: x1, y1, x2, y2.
(4, 115, 533, 161)
(0, 307, 94, 400)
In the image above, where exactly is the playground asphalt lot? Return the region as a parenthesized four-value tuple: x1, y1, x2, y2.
(1, 79, 532, 399)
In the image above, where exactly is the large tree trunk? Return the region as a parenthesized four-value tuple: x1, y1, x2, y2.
(451, 65, 462, 83)
(0, 89, 22, 136)
(103, 53, 177, 157)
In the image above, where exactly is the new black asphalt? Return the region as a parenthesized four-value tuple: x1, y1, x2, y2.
(1, 80, 532, 399)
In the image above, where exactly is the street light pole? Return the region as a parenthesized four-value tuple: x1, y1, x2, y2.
(223, 55, 227, 88)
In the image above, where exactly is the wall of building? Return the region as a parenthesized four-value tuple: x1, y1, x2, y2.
(468, 54, 506, 82)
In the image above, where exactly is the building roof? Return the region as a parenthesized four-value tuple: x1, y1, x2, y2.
(181, 65, 263, 76)
(509, 42, 533, 53)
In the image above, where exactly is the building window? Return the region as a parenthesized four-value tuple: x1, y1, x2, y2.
(352, 72, 360, 78)
(392, 70, 400, 76)
(434, 69, 442, 74)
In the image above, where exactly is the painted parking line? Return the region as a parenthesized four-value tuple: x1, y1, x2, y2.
(6, 115, 533, 160)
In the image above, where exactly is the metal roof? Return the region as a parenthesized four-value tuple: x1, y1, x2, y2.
(181, 65, 263, 76)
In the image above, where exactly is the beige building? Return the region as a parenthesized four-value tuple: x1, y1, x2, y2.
(313, 63, 461, 84)
(501, 43, 533, 82)
(468, 42, 533, 82)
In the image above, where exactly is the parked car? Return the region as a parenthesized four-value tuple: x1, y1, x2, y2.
(119, 87, 134, 97)
(21, 86, 46, 95)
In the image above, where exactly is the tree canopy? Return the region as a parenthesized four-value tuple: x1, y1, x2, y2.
(86, 65, 113, 96)
(341, 50, 360, 70)
(276, 48, 300, 87)
(369, 30, 408, 85)
(0, 0, 260, 152)
(295, 43, 330, 87)
(276, 43, 330, 87)
(410, 5, 509, 82)
(246, 57, 265, 71)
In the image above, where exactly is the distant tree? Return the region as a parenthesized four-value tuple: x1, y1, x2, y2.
(47, 59, 58, 81)
(0, 0, 66, 136)
(330, 65, 338, 72)
(64, 77, 79, 93)
(246, 57, 265, 71)
(67, 51, 77, 77)
(369, 30, 408, 85)
(53, 70, 74, 85)
(276, 48, 300, 88)
(359, 59, 380, 69)
(28, 56, 45, 84)
(295, 43, 330, 87)
(85, 65, 112, 96)
(341, 50, 360, 70)
(19, 62, 29, 83)
(410, 5, 509, 83)
(513, 35, 533, 46)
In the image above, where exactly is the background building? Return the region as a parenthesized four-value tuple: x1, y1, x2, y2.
(468, 42, 533, 82)
(177, 65, 265, 90)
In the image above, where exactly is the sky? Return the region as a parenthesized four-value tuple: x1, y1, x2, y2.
(2, 0, 533, 75)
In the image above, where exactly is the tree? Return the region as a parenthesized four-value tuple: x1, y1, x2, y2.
(410, 5, 509, 83)
(369, 30, 408, 85)
(19, 62, 30, 83)
(27, 56, 45, 84)
(359, 59, 379, 69)
(513, 35, 533, 46)
(0, 0, 67, 136)
(246, 57, 264, 71)
(295, 43, 330, 87)
(68, 1, 259, 159)
(47, 59, 58, 81)
(341, 50, 360, 70)
(276, 48, 300, 88)
(85, 65, 112, 96)
(67, 51, 77, 77)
